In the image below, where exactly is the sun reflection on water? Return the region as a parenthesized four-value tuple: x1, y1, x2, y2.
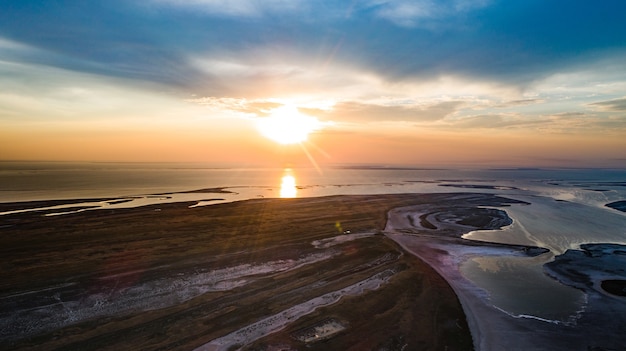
(280, 169, 297, 198)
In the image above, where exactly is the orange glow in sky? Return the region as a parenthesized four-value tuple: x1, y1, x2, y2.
(1, 2, 625, 168)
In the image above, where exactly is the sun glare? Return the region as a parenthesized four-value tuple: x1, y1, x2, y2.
(280, 169, 297, 198)
(257, 105, 321, 145)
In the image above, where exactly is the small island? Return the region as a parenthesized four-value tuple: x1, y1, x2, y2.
(606, 200, 626, 212)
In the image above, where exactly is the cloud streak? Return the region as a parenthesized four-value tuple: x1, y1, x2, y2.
(152, 0, 306, 17)
(302, 101, 464, 123)
(589, 97, 626, 112)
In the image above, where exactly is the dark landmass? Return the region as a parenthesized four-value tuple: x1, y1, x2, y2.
(439, 184, 519, 190)
(574, 182, 626, 187)
(0, 199, 109, 212)
(542, 244, 626, 350)
(332, 165, 446, 171)
(545, 244, 626, 290)
(487, 167, 543, 171)
(418, 213, 437, 229)
(158, 188, 235, 195)
(601, 280, 626, 296)
(0, 193, 482, 351)
(606, 200, 626, 212)
(106, 199, 135, 205)
(413, 207, 514, 232)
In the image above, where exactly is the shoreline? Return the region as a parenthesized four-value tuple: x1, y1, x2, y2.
(385, 233, 556, 350)
(383, 200, 626, 351)
(2, 193, 626, 350)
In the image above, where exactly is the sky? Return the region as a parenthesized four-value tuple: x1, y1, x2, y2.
(1, 0, 625, 168)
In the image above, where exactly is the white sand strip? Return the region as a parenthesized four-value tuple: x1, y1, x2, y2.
(194, 269, 396, 351)
(311, 231, 377, 248)
(0, 252, 336, 342)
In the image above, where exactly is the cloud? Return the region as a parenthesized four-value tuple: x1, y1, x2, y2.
(1, 1, 626, 106)
(446, 109, 626, 134)
(364, 0, 489, 27)
(446, 111, 616, 132)
(186, 96, 464, 124)
(152, 0, 489, 26)
(151, 0, 306, 17)
(494, 99, 545, 108)
(550, 112, 587, 117)
(368, 0, 437, 27)
(302, 100, 464, 123)
(447, 114, 552, 129)
(588, 97, 626, 111)
(185, 96, 282, 116)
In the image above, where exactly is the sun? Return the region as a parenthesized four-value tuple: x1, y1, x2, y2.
(256, 105, 322, 145)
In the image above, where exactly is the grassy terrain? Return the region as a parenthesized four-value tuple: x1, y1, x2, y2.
(1, 194, 474, 350)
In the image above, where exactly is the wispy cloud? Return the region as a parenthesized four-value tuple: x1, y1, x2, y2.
(494, 99, 545, 108)
(362, 0, 489, 27)
(150, 0, 306, 17)
(441, 109, 626, 135)
(302, 100, 464, 122)
(152, 0, 489, 26)
(185, 96, 282, 117)
(588, 97, 626, 111)
(446, 113, 549, 129)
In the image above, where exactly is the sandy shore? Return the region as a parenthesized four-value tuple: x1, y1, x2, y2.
(384, 200, 626, 351)
(386, 233, 556, 350)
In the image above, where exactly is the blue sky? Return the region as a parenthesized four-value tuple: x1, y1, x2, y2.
(1, 0, 625, 166)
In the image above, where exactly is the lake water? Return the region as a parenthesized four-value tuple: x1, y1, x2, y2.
(1, 162, 625, 323)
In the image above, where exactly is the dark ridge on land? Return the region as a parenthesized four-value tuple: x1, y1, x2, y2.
(487, 167, 543, 171)
(157, 187, 234, 195)
(332, 165, 446, 171)
(0, 199, 110, 212)
(106, 199, 134, 205)
(606, 200, 626, 212)
(572, 182, 626, 187)
(419, 213, 437, 229)
(439, 184, 519, 190)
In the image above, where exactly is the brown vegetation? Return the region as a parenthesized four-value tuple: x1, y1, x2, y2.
(1, 194, 474, 350)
